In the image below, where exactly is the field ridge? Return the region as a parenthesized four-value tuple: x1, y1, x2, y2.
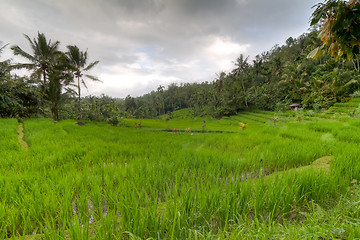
(17, 121, 29, 149)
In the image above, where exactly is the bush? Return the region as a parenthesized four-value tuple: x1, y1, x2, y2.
(350, 90, 360, 99)
(107, 116, 126, 126)
(312, 103, 322, 112)
(171, 108, 194, 119)
(304, 110, 315, 117)
(275, 101, 290, 112)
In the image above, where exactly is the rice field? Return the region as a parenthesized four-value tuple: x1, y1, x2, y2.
(1, 112, 360, 239)
(327, 97, 360, 115)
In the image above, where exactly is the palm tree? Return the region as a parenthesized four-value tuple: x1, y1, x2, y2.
(279, 64, 305, 101)
(11, 32, 60, 87)
(44, 72, 75, 121)
(322, 68, 357, 101)
(66, 45, 100, 119)
(233, 54, 250, 107)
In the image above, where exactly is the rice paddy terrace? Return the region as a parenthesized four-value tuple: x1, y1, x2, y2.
(327, 97, 360, 114)
(1, 111, 360, 239)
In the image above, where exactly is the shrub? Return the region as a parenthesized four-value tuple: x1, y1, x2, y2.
(350, 90, 360, 99)
(107, 116, 126, 126)
(275, 101, 290, 112)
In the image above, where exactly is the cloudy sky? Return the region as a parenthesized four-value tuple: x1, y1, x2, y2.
(1, 0, 319, 98)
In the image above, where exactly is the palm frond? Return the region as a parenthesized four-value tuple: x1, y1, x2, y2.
(84, 61, 99, 71)
(81, 79, 88, 89)
(11, 45, 35, 62)
(67, 83, 77, 89)
(66, 45, 81, 67)
(0, 43, 9, 56)
(64, 87, 77, 96)
(344, 79, 357, 87)
(23, 34, 36, 52)
(85, 74, 101, 82)
(9, 63, 35, 70)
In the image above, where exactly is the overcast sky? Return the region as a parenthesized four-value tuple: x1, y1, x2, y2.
(1, 0, 319, 98)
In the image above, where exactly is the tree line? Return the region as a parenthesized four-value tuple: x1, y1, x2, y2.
(121, 30, 360, 119)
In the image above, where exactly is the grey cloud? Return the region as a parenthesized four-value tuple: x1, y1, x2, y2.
(1, 0, 319, 98)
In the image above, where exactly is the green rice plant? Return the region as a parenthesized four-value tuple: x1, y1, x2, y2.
(243, 112, 273, 120)
(334, 102, 360, 108)
(252, 110, 276, 116)
(348, 97, 360, 103)
(307, 120, 343, 133)
(0, 118, 20, 152)
(236, 113, 267, 123)
(0, 114, 359, 239)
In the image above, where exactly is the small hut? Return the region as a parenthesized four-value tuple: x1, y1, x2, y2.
(289, 103, 301, 111)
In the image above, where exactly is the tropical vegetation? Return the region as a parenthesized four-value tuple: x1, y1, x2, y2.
(1, 0, 360, 239)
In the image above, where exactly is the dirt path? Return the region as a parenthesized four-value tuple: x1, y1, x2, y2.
(17, 121, 29, 149)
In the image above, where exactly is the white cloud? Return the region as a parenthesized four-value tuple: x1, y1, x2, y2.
(206, 37, 250, 70)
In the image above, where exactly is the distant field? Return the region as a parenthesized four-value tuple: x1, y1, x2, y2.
(1, 113, 360, 239)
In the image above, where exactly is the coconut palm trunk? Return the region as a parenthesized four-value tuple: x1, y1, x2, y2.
(77, 76, 82, 119)
(240, 77, 248, 107)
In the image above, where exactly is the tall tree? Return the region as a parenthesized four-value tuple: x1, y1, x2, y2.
(279, 64, 304, 102)
(11, 32, 60, 88)
(233, 54, 250, 107)
(66, 45, 100, 119)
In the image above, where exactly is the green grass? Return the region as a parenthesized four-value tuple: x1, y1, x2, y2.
(0, 113, 360, 239)
(334, 102, 360, 108)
